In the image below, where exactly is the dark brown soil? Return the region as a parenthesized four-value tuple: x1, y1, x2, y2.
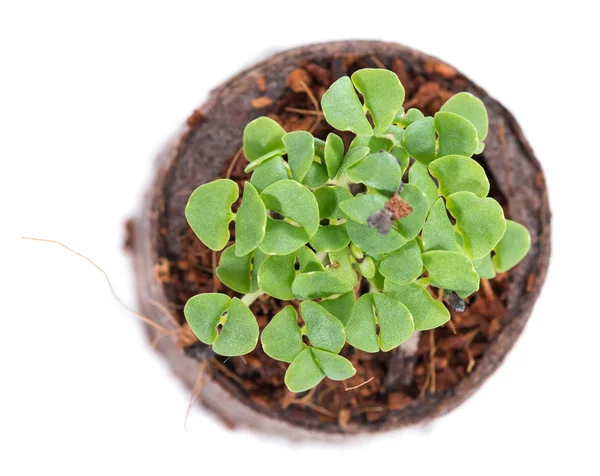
(130, 41, 551, 436)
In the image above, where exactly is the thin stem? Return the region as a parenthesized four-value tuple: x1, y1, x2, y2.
(241, 290, 264, 307)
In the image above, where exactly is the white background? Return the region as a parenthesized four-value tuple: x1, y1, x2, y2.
(4, 1, 599, 474)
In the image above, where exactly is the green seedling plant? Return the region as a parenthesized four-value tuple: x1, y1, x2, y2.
(183, 68, 531, 393)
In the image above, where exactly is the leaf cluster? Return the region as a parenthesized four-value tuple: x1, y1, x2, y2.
(183, 69, 531, 392)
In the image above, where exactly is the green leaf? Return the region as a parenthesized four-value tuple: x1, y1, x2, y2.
(440, 92, 488, 140)
(372, 293, 414, 351)
(310, 186, 352, 252)
(309, 225, 350, 252)
(261, 306, 304, 363)
(395, 184, 430, 240)
(391, 146, 410, 174)
(345, 294, 379, 352)
(429, 155, 490, 198)
(314, 186, 353, 219)
(285, 348, 325, 393)
(300, 301, 346, 353)
(421, 198, 458, 252)
(319, 291, 356, 327)
(184, 294, 258, 356)
(243, 116, 286, 161)
(493, 220, 531, 272)
(367, 267, 386, 291)
(475, 141, 485, 154)
(282, 131, 314, 182)
(259, 180, 320, 255)
(324, 133, 345, 178)
(235, 182, 267, 256)
(328, 248, 359, 287)
(340, 193, 388, 224)
(184, 293, 230, 345)
(473, 254, 496, 279)
(292, 270, 354, 300)
(434, 111, 479, 158)
(351, 68, 405, 134)
(397, 108, 424, 127)
(321, 76, 372, 136)
(311, 349, 356, 381)
(356, 256, 376, 279)
(379, 240, 423, 285)
(259, 218, 310, 255)
(257, 252, 296, 300)
(251, 248, 267, 291)
(350, 135, 394, 153)
(402, 117, 436, 164)
(296, 246, 325, 273)
(346, 220, 407, 256)
(384, 281, 450, 331)
(216, 245, 253, 293)
(250, 155, 289, 192)
(213, 298, 260, 356)
(302, 162, 329, 188)
(408, 162, 438, 208)
(185, 179, 238, 251)
(346, 150, 402, 196)
(446, 191, 506, 260)
(380, 125, 404, 147)
(244, 148, 287, 173)
(339, 145, 370, 174)
(422, 250, 480, 297)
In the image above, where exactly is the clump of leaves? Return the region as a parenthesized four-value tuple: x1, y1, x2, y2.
(183, 69, 531, 392)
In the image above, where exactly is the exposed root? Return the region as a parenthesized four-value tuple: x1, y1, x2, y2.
(299, 80, 322, 133)
(428, 330, 437, 393)
(481, 279, 495, 301)
(225, 146, 243, 180)
(22, 236, 177, 337)
(369, 55, 387, 69)
(284, 107, 324, 116)
(184, 361, 208, 432)
(344, 376, 374, 391)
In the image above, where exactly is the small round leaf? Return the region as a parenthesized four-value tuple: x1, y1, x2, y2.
(319, 291, 356, 327)
(384, 281, 450, 331)
(351, 68, 405, 134)
(346, 150, 402, 196)
(213, 298, 259, 356)
(340, 193, 388, 224)
(321, 76, 372, 136)
(440, 92, 488, 140)
(324, 133, 345, 178)
(311, 349, 356, 381)
(422, 250, 480, 297)
(434, 111, 479, 158)
(345, 294, 379, 353)
(185, 179, 238, 251)
(408, 161, 438, 208)
(429, 155, 490, 198)
(402, 117, 436, 164)
(493, 220, 531, 273)
(379, 240, 423, 285)
(346, 220, 407, 256)
(283, 131, 314, 182)
(261, 306, 304, 363)
(257, 253, 296, 300)
(421, 198, 458, 252)
(300, 301, 346, 354)
(285, 348, 325, 393)
(373, 293, 414, 352)
(243, 116, 286, 161)
(446, 191, 506, 260)
(235, 182, 267, 256)
(250, 155, 289, 192)
(395, 184, 430, 240)
(216, 245, 253, 293)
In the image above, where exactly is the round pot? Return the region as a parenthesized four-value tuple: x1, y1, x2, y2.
(129, 40, 551, 439)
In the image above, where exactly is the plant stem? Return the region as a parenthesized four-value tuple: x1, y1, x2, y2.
(241, 290, 264, 307)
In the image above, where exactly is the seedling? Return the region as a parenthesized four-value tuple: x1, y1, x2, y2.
(183, 68, 531, 392)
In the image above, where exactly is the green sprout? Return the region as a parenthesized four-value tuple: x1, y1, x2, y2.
(183, 68, 531, 393)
